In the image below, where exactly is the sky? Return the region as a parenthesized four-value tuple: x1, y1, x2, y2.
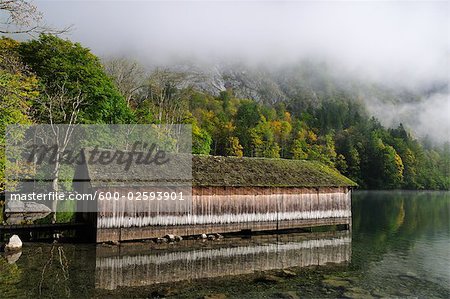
(34, 0, 449, 141)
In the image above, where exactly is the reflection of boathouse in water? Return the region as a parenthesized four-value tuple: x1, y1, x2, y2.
(74, 153, 356, 243)
(95, 231, 352, 290)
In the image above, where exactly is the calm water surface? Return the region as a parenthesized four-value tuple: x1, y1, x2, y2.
(1, 191, 449, 298)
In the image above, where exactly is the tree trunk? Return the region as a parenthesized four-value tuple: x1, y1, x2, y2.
(51, 151, 60, 224)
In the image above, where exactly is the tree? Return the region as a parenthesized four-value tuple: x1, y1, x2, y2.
(192, 123, 212, 155)
(315, 133, 337, 167)
(249, 118, 280, 158)
(0, 37, 38, 191)
(334, 128, 362, 182)
(365, 135, 404, 189)
(225, 136, 243, 157)
(291, 128, 310, 160)
(18, 34, 133, 123)
(335, 154, 348, 174)
(34, 82, 84, 222)
(0, 0, 69, 35)
(346, 146, 361, 182)
(235, 100, 260, 156)
(290, 125, 337, 167)
(103, 57, 144, 108)
(271, 112, 292, 158)
(291, 139, 308, 160)
(400, 148, 417, 189)
(384, 145, 404, 188)
(0, 38, 36, 126)
(139, 68, 191, 124)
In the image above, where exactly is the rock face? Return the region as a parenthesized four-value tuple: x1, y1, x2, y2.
(5, 201, 52, 224)
(5, 235, 22, 251)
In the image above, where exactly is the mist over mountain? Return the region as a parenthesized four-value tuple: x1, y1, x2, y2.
(165, 59, 449, 144)
(34, 0, 449, 143)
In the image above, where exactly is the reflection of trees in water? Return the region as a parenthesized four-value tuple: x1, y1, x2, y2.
(351, 191, 450, 266)
(0, 256, 23, 298)
(38, 245, 70, 297)
(0, 244, 96, 298)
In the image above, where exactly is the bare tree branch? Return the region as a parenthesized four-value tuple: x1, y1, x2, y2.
(0, 0, 71, 36)
(103, 57, 145, 107)
(35, 82, 85, 222)
(141, 68, 191, 124)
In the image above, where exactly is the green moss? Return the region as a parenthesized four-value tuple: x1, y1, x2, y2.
(192, 155, 357, 188)
(82, 150, 357, 188)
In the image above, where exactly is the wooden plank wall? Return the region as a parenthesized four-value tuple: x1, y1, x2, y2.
(94, 186, 352, 242)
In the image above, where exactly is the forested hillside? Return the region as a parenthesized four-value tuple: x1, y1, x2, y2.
(1, 35, 449, 190)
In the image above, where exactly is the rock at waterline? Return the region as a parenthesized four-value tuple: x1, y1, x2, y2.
(103, 240, 119, 246)
(214, 233, 224, 239)
(5, 235, 22, 251)
(200, 233, 208, 239)
(5, 250, 22, 264)
(164, 234, 176, 242)
(155, 237, 167, 244)
(163, 234, 182, 242)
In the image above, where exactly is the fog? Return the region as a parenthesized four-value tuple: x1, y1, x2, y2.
(366, 92, 449, 142)
(35, 0, 449, 142)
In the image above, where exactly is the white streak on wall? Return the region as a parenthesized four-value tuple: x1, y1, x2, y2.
(98, 210, 351, 228)
(97, 188, 352, 229)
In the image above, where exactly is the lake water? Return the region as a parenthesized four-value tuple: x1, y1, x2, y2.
(1, 191, 449, 298)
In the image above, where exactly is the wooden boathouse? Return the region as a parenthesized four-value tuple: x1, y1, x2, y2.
(75, 153, 357, 243)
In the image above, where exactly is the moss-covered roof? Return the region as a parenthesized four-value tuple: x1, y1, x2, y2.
(77, 148, 192, 188)
(192, 155, 357, 188)
(78, 149, 356, 188)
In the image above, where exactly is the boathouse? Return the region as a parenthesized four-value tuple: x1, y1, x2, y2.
(74, 152, 357, 242)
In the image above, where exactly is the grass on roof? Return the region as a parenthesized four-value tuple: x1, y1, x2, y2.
(192, 155, 357, 188)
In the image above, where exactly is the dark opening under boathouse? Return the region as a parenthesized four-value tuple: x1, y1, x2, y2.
(74, 153, 357, 243)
